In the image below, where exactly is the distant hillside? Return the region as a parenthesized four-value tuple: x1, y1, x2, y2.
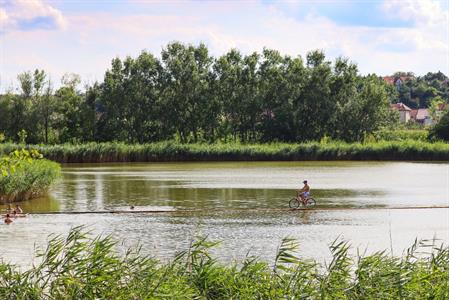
(382, 71, 448, 109)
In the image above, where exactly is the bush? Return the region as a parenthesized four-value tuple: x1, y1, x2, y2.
(0, 149, 61, 202)
(430, 111, 449, 141)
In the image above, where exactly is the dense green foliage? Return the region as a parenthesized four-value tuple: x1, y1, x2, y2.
(388, 71, 449, 109)
(1, 228, 448, 299)
(1, 140, 448, 163)
(0, 42, 397, 144)
(430, 110, 449, 141)
(0, 149, 60, 202)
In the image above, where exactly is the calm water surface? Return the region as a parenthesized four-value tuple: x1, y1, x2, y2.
(1, 161, 448, 266)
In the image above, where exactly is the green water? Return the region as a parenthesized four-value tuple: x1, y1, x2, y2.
(1, 161, 448, 265)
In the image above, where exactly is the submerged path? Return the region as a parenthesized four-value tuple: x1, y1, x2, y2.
(26, 205, 449, 215)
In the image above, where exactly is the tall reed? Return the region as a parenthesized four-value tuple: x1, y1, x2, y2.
(373, 129, 429, 141)
(1, 140, 448, 163)
(0, 149, 60, 203)
(1, 228, 448, 299)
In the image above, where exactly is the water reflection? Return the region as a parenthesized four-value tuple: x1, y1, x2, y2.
(0, 195, 60, 213)
(7, 161, 446, 213)
(1, 161, 448, 268)
(2, 208, 448, 267)
(51, 180, 387, 212)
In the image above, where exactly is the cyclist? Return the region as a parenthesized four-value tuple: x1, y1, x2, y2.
(296, 180, 310, 203)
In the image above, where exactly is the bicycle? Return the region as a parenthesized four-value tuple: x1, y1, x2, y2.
(289, 195, 316, 209)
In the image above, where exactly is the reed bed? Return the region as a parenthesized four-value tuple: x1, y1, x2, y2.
(0, 140, 448, 163)
(0, 228, 448, 299)
(373, 129, 429, 142)
(0, 150, 60, 203)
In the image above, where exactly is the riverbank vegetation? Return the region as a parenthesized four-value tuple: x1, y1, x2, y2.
(372, 129, 428, 141)
(0, 149, 60, 203)
(1, 228, 448, 299)
(1, 42, 447, 146)
(0, 140, 448, 163)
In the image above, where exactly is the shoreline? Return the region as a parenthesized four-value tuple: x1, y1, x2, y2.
(0, 190, 46, 204)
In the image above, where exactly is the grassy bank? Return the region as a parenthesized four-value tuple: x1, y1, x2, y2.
(0, 150, 60, 203)
(1, 228, 448, 299)
(1, 140, 449, 163)
(372, 129, 429, 141)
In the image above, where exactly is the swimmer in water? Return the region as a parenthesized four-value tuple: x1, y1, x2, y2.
(14, 205, 23, 214)
(4, 214, 13, 224)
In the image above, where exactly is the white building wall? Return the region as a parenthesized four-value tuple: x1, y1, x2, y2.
(399, 111, 410, 123)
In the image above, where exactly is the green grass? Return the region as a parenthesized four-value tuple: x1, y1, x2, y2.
(1, 228, 448, 299)
(1, 140, 449, 162)
(0, 150, 61, 203)
(373, 129, 429, 141)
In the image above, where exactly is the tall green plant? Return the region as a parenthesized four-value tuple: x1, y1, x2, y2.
(2, 229, 449, 299)
(0, 149, 60, 202)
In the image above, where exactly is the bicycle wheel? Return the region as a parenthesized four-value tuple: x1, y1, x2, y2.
(305, 198, 316, 207)
(289, 198, 300, 209)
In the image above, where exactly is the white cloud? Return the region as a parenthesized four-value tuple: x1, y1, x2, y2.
(382, 0, 448, 26)
(0, 8, 8, 24)
(0, 0, 448, 92)
(0, 0, 66, 32)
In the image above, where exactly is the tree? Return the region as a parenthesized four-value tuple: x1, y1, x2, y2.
(212, 49, 243, 141)
(124, 52, 167, 142)
(429, 96, 446, 123)
(257, 49, 303, 142)
(13, 72, 32, 140)
(0, 94, 13, 141)
(293, 50, 333, 141)
(81, 84, 100, 141)
(161, 42, 214, 142)
(4, 42, 424, 145)
(54, 77, 85, 143)
(351, 76, 390, 141)
(37, 82, 56, 143)
(430, 110, 449, 141)
(329, 57, 360, 141)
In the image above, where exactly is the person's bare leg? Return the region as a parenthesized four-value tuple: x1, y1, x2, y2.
(299, 192, 304, 203)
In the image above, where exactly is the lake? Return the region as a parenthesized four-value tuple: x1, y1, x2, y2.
(1, 161, 448, 266)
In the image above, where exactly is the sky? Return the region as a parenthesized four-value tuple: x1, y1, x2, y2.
(1, 0, 449, 90)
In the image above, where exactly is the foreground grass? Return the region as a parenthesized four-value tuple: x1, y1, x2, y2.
(0, 150, 61, 203)
(1, 228, 448, 299)
(1, 140, 449, 163)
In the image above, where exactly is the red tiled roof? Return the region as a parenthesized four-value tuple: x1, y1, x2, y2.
(390, 103, 412, 111)
(398, 76, 413, 82)
(413, 109, 429, 120)
(383, 76, 395, 85)
(383, 75, 414, 85)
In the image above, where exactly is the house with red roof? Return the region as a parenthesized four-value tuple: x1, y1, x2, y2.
(383, 76, 395, 85)
(410, 108, 432, 126)
(390, 102, 412, 123)
(383, 75, 414, 90)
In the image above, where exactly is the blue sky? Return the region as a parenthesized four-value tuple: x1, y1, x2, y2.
(1, 0, 448, 90)
(265, 1, 415, 27)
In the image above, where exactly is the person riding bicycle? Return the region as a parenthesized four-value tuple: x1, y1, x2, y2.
(297, 180, 310, 202)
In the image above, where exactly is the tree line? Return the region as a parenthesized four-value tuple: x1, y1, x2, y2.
(0, 42, 428, 144)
